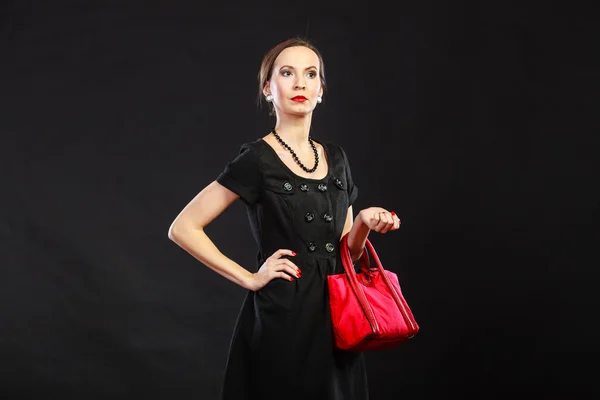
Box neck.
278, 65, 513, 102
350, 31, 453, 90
273, 112, 313, 148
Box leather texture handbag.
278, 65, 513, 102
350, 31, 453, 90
328, 233, 419, 351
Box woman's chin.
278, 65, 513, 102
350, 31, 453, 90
282, 106, 314, 117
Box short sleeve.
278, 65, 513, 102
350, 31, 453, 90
216, 143, 262, 205
338, 145, 359, 206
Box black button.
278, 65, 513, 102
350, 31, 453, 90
323, 213, 333, 222
334, 177, 344, 189
325, 243, 335, 253
317, 183, 328, 192
283, 182, 293, 191
300, 184, 309, 192
308, 242, 317, 252
305, 212, 315, 222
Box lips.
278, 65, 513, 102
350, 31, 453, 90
291, 96, 308, 102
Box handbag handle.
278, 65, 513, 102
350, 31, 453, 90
339, 233, 417, 336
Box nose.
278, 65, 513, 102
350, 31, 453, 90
294, 76, 306, 90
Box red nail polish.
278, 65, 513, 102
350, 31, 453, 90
391, 211, 396, 216
292, 251, 297, 256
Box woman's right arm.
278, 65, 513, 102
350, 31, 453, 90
167, 180, 255, 290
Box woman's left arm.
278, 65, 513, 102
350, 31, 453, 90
341, 206, 401, 263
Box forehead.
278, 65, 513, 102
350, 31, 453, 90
274, 46, 320, 69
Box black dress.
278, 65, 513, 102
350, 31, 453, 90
216, 138, 368, 400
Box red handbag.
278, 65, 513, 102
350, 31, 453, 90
327, 233, 420, 351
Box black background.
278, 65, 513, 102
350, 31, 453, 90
1, 1, 598, 399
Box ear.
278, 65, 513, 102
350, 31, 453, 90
263, 81, 271, 97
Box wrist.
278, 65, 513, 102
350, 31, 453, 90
355, 209, 368, 228
241, 271, 257, 291
355, 209, 364, 224
349, 213, 370, 241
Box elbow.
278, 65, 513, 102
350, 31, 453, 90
167, 222, 180, 242
168, 221, 187, 242
168, 220, 202, 242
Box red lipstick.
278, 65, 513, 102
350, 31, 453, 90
291, 96, 308, 102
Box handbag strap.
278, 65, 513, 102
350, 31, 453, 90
340, 233, 418, 334
340, 234, 380, 334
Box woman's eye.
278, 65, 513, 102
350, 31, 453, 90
281, 70, 292, 77
307, 71, 317, 78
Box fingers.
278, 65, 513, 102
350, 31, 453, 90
382, 211, 401, 233
277, 270, 298, 281
269, 250, 301, 274
392, 212, 401, 230
372, 210, 400, 233
268, 249, 301, 281
276, 259, 301, 279
279, 258, 300, 271
271, 263, 299, 281
271, 248, 297, 258
275, 271, 292, 281
376, 212, 391, 233
370, 211, 388, 231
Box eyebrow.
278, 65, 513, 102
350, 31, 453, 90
279, 65, 318, 70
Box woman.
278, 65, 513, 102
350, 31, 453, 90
168, 37, 400, 400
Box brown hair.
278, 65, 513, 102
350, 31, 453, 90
257, 37, 327, 114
